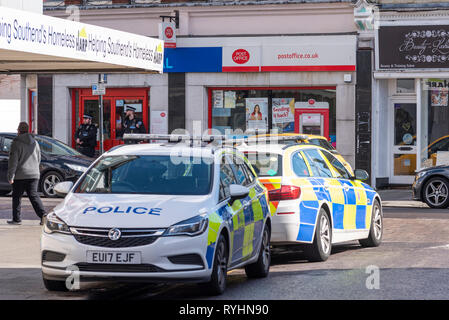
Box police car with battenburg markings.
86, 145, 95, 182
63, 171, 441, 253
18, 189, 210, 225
41, 134, 271, 295
237, 135, 383, 262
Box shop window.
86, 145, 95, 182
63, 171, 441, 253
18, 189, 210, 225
420, 79, 449, 168
396, 79, 415, 94
210, 87, 336, 145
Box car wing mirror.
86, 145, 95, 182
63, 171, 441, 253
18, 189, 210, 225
353, 169, 369, 181
229, 184, 250, 201
54, 181, 74, 197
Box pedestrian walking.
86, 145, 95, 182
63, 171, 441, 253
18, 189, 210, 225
121, 106, 146, 144
7, 122, 46, 225
74, 114, 97, 157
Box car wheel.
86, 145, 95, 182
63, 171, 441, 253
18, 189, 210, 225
41, 171, 63, 198
359, 199, 383, 247
304, 208, 332, 262
245, 224, 271, 278
423, 177, 449, 209
204, 234, 228, 295
42, 278, 68, 292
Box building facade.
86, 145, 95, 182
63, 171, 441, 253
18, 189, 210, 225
41, 0, 363, 170
372, 1, 449, 187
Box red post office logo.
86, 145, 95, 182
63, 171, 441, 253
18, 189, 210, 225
232, 49, 250, 65
308, 99, 316, 105
165, 27, 174, 39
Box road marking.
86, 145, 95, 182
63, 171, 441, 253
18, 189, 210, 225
428, 244, 449, 250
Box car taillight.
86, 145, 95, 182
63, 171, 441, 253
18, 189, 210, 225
268, 185, 301, 201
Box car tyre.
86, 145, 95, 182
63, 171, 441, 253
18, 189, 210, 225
40, 171, 63, 198
422, 177, 449, 209
43, 278, 68, 292
245, 224, 271, 278
359, 199, 383, 247
204, 234, 228, 296
304, 208, 332, 262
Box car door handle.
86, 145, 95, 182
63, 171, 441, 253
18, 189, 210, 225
323, 184, 330, 190
344, 185, 350, 191
398, 146, 413, 151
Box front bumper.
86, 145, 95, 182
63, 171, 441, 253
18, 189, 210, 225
41, 230, 212, 283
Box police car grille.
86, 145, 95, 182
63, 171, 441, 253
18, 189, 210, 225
75, 263, 164, 273
71, 227, 165, 248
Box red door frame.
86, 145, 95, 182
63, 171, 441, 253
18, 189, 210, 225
28, 89, 37, 133
207, 86, 336, 129
71, 87, 149, 151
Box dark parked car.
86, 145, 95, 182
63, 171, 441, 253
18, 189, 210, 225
0, 133, 94, 197
412, 165, 449, 209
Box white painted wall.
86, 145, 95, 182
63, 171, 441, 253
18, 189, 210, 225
0, 99, 20, 132
0, 0, 42, 13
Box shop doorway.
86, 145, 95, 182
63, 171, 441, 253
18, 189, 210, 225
390, 101, 417, 184
72, 88, 149, 152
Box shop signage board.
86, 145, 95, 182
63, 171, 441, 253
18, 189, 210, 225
222, 46, 261, 72
159, 21, 176, 48
378, 25, 449, 70
0, 6, 164, 72
222, 36, 356, 72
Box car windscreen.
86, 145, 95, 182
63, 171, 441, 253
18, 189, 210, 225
75, 155, 212, 195
37, 137, 82, 156
244, 152, 282, 177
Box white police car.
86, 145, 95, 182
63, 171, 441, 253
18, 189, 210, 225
41, 135, 271, 295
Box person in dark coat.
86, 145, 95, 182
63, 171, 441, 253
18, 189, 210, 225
7, 122, 46, 225
75, 114, 97, 157
122, 106, 146, 144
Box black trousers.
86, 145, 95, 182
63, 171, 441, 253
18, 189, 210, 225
12, 179, 46, 222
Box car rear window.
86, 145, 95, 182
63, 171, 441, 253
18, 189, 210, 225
244, 152, 282, 177
75, 155, 212, 195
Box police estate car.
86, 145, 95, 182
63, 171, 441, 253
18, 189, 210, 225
41, 134, 271, 295
238, 136, 383, 262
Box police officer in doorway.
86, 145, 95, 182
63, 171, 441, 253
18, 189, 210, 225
122, 106, 146, 144
75, 114, 97, 157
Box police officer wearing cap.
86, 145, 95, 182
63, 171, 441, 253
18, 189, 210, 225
122, 106, 146, 144
75, 114, 97, 157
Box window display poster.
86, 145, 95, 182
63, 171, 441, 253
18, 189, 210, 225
431, 89, 448, 107
246, 98, 268, 131
150, 111, 168, 135
272, 98, 295, 132
224, 91, 236, 109
213, 90, 224, 108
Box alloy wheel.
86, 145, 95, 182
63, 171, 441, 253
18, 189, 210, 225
425, 179, 449, 207
320, 215, 331, 255
43, 174, 61, 197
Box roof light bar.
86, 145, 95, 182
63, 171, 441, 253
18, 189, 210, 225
122, 134, 308, 144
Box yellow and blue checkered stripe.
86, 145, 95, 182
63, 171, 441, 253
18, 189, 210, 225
205, 183, 270, 269
293, 178, 377, 243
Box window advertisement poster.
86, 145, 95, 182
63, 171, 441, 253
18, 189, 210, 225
246, 98, 268, 131
272, 98, 295, 132
224, 91, 236, 108
431, 88, 448, 107
150, 111, 168, 135
213, 90, 224, 108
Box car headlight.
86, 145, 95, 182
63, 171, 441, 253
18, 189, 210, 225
164, 214, 209, 237
65, 163, 87, 173
43, 212, 71, 235
416, 171, 427, 179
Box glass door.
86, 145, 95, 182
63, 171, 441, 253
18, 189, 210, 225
81, 98, 113, 151
391, 102, 417, 184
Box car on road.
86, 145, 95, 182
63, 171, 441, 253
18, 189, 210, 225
238, 135, 383, 262
0, 133, 93, 197
250, 133, 354, 175
412, 165, 449, 209
41, 134, 272, 295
